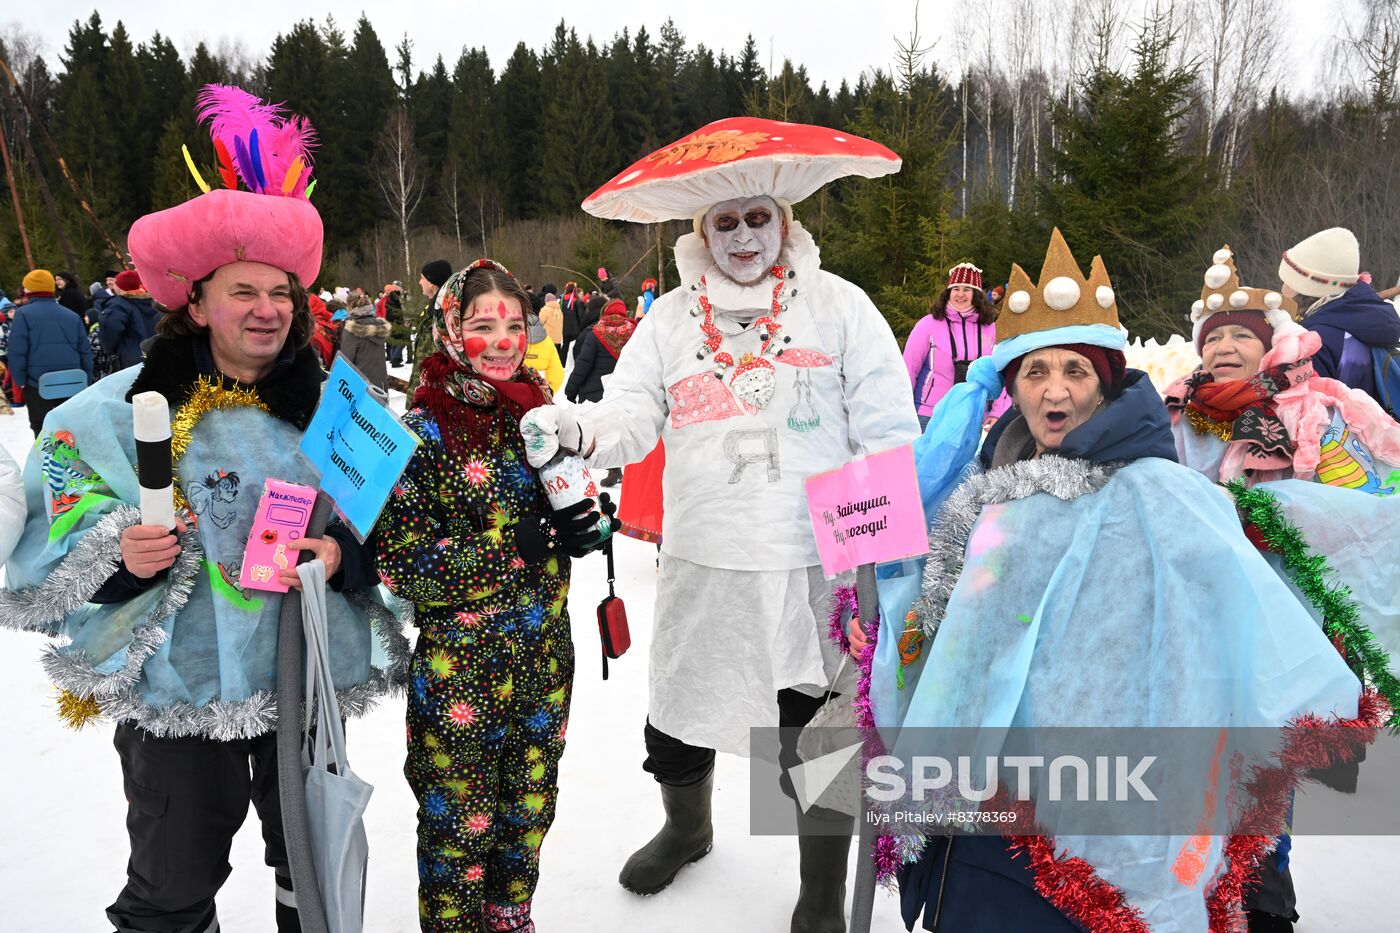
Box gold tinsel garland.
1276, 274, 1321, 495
55, 689, 103, 730
1184, 405, 1234, 443
166, 378, 269, 509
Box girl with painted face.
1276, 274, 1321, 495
903, 263, 1012, 429
375, 260, 609, 933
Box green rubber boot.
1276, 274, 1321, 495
791, 811, 854, 933
619, 770, 714, 895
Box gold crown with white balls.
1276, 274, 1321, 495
999, 228, 1120, 340
1190, 245, 1298, 328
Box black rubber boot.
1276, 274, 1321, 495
791, 810, 853, 933
619, 769, 714, 895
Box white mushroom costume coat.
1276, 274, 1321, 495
572, 118, 920, 753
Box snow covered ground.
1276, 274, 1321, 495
0, 361, 1393, 931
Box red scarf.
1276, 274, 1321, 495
1173, 361, 1300, 469
592, 304, 636, 359
413, 352, 550, 455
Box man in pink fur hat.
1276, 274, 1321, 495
3, 86, 401, 933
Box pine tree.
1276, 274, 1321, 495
494, 42, 543, 216
539, 31, 617, 215
823, 66, 955, 336
409, 55, 452, 226
1040, 14, 1216, 339
337, 16, 398, 242
134, 32, 188, 215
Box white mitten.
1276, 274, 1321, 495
520, 406, 595, 468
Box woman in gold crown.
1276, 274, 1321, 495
1165, 246, 1400, 494
864, 230, 1372, 932
1162, 245, 1400, 932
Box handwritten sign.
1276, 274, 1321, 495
805, 443, 929, 578
299, 356, 420, 541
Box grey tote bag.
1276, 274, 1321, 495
298, 559, 373, 933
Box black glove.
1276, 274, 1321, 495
516, 498, 605, 562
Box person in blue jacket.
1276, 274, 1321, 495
1279, 226, 1400, 410
97, 269, 159, 372
8, 268, 93, 434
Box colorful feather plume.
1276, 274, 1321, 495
213, 138, 239, 190
194, 84, 316, 199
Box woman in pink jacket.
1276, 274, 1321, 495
903, 262, 1011, 429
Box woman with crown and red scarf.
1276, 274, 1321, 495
520, 119, 919, 932
1160, 246, 1400, 932
374, 259, 612, 933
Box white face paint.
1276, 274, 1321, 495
704, 196, 785, 285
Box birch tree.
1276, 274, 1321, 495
376, 106, 424, 287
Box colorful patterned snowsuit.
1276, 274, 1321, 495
376, 406, 573, 932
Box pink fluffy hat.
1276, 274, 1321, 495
128, 85, 323, 310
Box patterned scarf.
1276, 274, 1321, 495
592, 301, 636, 359
1173, 358, 1310, 470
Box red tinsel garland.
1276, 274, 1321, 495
997, 690, 1386, 932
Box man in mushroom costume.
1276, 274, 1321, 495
520, 117, 919, 930
1, 86, 405, 933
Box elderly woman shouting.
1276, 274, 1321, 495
867, 231, 1372, 933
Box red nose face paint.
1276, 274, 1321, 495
463, 336, 488, 357
495, 337, 513, 351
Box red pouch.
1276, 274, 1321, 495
596, 539, 629, 679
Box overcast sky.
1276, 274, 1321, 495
8, 1, 1354, 98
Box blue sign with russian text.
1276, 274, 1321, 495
299, 356, 420, 541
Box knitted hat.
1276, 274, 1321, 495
421, 259, 452, 288
1279, 227, 1360, 299
948, 262, 983, 293
22, 269, 55, 294
114, 270, 143, 292
1002, 342, 1128, 399
1197, 310, 1273, 351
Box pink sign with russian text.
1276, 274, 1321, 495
805, 444, 929, 578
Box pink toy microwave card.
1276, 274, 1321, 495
239, 479, 317, 593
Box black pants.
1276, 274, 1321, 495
107, 722, 299, 933
24, 385, 60, 435
642, 687, 832, 793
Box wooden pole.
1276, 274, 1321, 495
0, 111, 33, 267
0, 73, 78, 275
0, 54, 125, 267
656, 223, 665, 294
848, 562, 879, 933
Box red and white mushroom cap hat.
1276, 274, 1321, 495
582, 116, 901, 223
